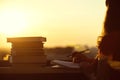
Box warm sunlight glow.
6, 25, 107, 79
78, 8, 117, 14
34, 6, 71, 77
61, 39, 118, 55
0, 0, 106, 47
0, 10, 27, 36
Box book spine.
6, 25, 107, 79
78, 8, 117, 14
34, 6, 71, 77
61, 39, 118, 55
7, 37, 46, 42
12, 55, 47, 64
12, 42, 44, 48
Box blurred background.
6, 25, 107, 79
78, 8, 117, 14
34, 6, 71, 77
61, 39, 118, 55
0, 0, 106, 60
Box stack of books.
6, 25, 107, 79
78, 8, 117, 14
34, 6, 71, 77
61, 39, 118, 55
7, 37, 47, 64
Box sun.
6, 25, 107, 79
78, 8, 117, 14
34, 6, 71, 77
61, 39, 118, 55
0, 10, 27, 37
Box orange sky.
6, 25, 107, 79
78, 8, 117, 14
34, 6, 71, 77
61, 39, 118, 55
0, 0, 106, 47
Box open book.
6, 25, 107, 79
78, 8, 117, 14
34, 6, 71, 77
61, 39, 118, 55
52, 60, 80, 68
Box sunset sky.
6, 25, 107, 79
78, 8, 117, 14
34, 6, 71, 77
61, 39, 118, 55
0, 0, 106, 47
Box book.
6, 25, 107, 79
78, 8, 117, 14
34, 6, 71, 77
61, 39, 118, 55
7, 37, 46, 42
12, 42, 44, 48
11, 50, 44, 55
11, 48, 44, 52
12, 55, 47, 64
52, 60, 80, 68
11, 50, 45, 56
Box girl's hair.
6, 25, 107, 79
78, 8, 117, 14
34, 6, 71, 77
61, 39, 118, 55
98, 32, 120, 61
103, 0, 120, 35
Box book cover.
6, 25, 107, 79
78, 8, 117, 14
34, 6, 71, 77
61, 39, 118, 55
7, 37, 46, 42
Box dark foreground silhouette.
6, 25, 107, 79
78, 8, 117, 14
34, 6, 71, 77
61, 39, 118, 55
0, 73, 89, 80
